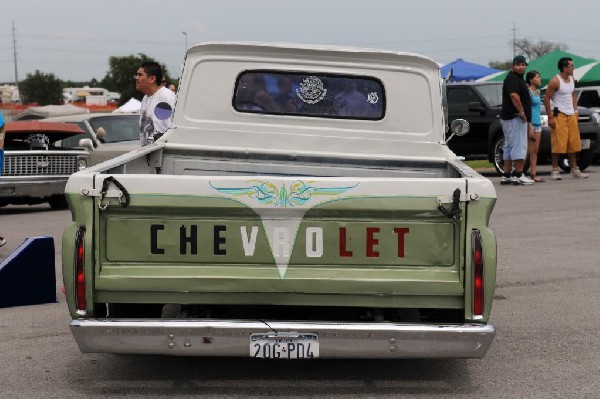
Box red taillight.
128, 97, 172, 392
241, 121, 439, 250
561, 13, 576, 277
471, 230, 484, 318
74, 227, 87, 313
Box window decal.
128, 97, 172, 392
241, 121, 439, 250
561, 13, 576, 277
296, 76, 327, 104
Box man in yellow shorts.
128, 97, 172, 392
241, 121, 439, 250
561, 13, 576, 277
543, 57, 588, 179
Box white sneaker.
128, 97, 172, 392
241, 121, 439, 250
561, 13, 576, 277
512, 174, 534, 185
0, 237, 6, 248
551, 169, 562, 180
571, 168, 589, 179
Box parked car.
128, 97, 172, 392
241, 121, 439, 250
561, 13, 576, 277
0, 121, 89, 209
575, 86, 600, 112
445, 81, 600, 174
44, 113, 139, 165
491, 105, 599, 174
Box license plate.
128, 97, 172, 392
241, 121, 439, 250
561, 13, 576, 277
250, 333, 319, 359
581, 139, 591, 150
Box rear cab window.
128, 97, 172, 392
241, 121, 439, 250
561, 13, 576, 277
233, 71, 385, 120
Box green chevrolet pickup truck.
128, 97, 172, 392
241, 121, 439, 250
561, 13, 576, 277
62, 42, 497, 359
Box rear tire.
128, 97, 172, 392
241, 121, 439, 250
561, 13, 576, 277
492, 136, 530, 175
558, 149, 593, 172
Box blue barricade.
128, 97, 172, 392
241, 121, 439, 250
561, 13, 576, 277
0, 236, 56, 308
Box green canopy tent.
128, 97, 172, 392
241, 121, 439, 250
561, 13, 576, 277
477, 50, 597, 87
574, 61, 600, 87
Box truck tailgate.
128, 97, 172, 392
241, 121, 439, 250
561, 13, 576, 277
85, 173, 473, 307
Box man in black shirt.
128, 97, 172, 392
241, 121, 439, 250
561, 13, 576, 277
500, 55, 534, 185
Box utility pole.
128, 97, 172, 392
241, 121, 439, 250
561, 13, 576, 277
182, 31, 188, 53
12, 20, 19, 87
512, 22, 517, 57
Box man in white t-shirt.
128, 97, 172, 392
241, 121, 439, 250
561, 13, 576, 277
134, 61, 177, 146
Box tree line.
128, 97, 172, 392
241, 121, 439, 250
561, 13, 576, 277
16, 54, 175, 106
488, 38, 568, 70
16, 39, 568, 105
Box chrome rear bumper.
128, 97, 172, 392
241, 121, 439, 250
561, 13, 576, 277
70, 319, 495, 359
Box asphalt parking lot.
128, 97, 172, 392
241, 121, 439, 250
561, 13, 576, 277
0, 164, 599, 398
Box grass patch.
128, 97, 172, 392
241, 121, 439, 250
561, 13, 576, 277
465, 160, 495, 170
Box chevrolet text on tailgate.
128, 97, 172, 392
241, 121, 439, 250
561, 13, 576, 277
62, 42, 497, 359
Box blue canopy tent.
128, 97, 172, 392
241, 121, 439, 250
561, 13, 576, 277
440, 59, 501, 82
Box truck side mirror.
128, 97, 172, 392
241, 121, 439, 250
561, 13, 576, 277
468, 102, 486, 114
78, 138, 95, 151
445, 119, 470, 143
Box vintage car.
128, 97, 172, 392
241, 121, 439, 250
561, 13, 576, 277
63, 42, 497, 359
0, 121, 89, 209
44, 112, 139, 166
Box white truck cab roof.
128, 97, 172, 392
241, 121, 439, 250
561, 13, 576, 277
165, 42, 450, 162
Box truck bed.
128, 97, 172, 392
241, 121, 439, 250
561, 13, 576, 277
100, 144, 476, 179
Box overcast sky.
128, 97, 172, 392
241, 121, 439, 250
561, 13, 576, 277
1, 0, 598, 83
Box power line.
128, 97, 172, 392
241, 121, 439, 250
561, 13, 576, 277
18, 33, 179, 46
352, 33, 512, 46
12, 20, 18, 85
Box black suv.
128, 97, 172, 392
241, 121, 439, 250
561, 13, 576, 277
445, 81, 600, 173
